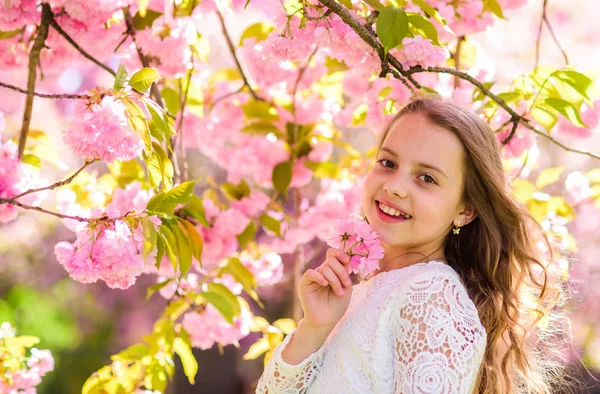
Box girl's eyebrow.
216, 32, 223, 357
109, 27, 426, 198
379, 146, 448, 179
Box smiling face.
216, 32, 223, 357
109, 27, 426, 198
362, 112, 473, 269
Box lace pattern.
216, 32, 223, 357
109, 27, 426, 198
255, 261, 487, 394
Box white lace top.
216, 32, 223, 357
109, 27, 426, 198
256, 260, 487, 394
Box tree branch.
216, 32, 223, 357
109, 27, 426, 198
534, 0, 547, 71
50, 19, 116, 77
452, 36, 465, 89
543, 8, 569, 65
8, 159, 98, 201
216, 10, 262, 102
19, 3, 52, 160
0, 81, 91, 99
316, 0, 599, 161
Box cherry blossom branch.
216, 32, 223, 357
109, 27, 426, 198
317, 0, 600, 161
207, 86, 244, 114
543, 4, 569, 65
216, 10, 262, 102
534, 0, 547, 71
0, 199, 99, 222
9, 159, 98, 201
452, 36, 465, 89
50, 19, 116, 77
0, 81, 91, 99
18, 3, 52, 160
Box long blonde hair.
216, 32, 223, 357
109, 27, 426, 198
375, 97, 575, 393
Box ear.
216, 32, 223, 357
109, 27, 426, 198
455, 203, 477, 227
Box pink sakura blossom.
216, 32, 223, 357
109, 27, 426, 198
0, 0, 38, 31
0, 323, 54, 393
327, 215, 384, 277
126, 18, 196, 78
564, 171, 592, 205
64, 93, 144, 163
497, 0, 527, 10
496, 124, 536, 158
182, 304, 253, 350
231, 190, 270, 217
51, 0, 126, 27
240, 251, 284, 287
0, 139, 48, 224
106, 181, 153, 214
54, 216, 159, 289
396, 36, 447, 69
555, 100, 600, 140
262, 27, 317, 63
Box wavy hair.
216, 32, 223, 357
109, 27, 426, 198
372, 97, 576, 393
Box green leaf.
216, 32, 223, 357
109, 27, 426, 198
483, 0, 505, 18
183, 195, 209, 227
0, 29, 23, 40
552, 70, 595, 102
129, 68, 160, 95
242, 100, 279, 121
543, 98, 587, 127
376, 6, 409, 52
531, 106, 558, 131
158, 224, 178, 270
272, 160, 293, 195
200, 284, 241, 325
108, 159, 145, 187
146, 181, 196, 214
239, 22, 276, 46
174, 0, 200, 16
181, 220, 203, 265
236, 221, 257, 248
122, 97, 152, 153
174, 222, 193, 275
161, 87, 181, 115
304, 160, 340, 179
411, 0, 446, 26
535, 166, 564, 190
142, 217, 158, 258
259, 213, 281, 237
145, 143, 174, 191
111, 343, 150, 361
221, 179, 251, 200
173, 337, 198, 384
363, 0, 384, 10
155, 234, 165, 268
21, 153, 41, 167
242, 121, 280, 136
146, 278, 174, 300
407, 14, 440, 46
222, 257, 257, 291
133, 9, 163, 31
113, 63, 130, 92
243, 337, 270, 360
472, 81, 495, 102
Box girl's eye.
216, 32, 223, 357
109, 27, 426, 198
377, 159, 395, 169
419, 174, 437, 185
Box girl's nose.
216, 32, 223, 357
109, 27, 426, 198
383, 175, 409, 199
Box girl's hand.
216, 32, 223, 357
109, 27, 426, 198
298, 248, 353, 330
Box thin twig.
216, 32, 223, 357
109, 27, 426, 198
543, 10, 569, 64
502, 118, 519, 145
19, 3, 52, 160
534, 0, 547, 71
177, 62, 194, 183
0, 81, 91, 99
8, 159, 98, 201
316, 0, 600, 161
216, 10, 262, 101
50, 19, 116, 77
0, 199, 105, 223
208, 86, 244, 115
453, 36, 465, 89
292, 47, 319, 123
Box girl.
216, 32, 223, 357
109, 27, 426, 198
256, 97, 570, 393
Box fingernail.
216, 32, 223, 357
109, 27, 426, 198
338, 289, 344, 295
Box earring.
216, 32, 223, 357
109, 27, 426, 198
452, 219, 461, 235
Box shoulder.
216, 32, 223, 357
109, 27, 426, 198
384, 261, 486, 336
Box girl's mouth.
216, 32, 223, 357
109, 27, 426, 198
375, 201, 412, 223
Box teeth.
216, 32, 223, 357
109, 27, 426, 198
378, 202, 411, 219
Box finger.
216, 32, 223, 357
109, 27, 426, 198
304, 269, 328, 287
321, 266, 344, 295
326, 248, 350, 265
325, 257, 351, 287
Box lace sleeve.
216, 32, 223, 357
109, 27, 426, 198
387, 270, 487, 394
255, 328, 325, 393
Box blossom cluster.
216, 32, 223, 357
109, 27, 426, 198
54, 182, 156, 289
327, 216, 385, 278
0, 322, 54, 394
0, 139, 47, 224
63, 92, 144, 163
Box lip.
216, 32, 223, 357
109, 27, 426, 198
375, 200, 411, 223
376, 199, 411, 217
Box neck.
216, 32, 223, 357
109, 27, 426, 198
376, 243, 446, 273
